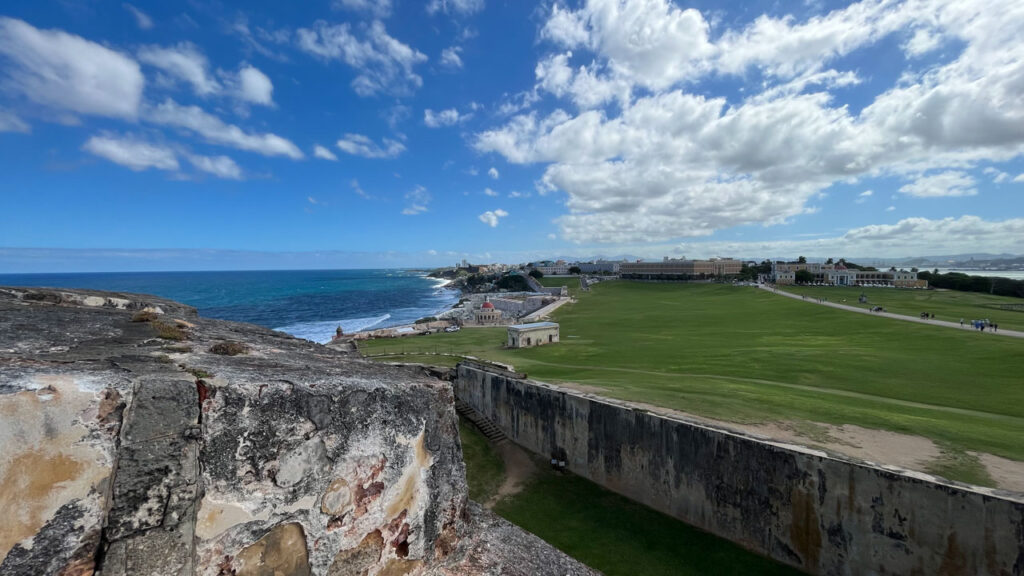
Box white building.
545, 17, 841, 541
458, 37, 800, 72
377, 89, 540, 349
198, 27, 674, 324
507, 322, 560, 348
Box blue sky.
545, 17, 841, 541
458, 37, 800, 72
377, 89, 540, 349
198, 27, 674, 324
1, 0, 1023, 272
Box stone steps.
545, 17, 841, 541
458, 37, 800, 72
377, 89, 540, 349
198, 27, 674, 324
455, 399, 507, 445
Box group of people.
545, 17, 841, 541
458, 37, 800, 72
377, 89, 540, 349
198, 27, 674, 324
961, 318, 998, 332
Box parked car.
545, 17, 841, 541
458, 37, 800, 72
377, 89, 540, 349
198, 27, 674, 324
445, 325, 460, 333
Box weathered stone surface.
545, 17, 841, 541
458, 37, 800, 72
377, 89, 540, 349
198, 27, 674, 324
0, 287, 598, 576
457, 361, 1024, 576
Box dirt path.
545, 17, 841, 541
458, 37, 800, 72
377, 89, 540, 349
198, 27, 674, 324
485, 442, 538, 508
760, 284, 1024, 338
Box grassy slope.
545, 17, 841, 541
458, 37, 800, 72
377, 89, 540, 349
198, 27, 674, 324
782, 284, 1024, 331
458, 421, 504, 502
363, 282, 1024, 469
458, 422, 801, 576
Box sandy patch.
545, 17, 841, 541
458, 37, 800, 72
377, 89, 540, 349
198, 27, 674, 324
486, 443, 537, 508
973, 453, 1024, 493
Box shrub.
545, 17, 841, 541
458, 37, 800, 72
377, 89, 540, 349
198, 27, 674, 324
152, 321, 187, 341
132, 310, 158, 322
209, 341, 249, 356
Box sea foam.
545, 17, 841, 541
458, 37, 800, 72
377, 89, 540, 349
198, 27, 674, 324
275, 313, 391, 344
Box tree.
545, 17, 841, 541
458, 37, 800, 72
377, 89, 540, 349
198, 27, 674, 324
825, 257, 833, 264
569, 265, 582, 275
529, 269, 544, 279
795, 270, 814, 284
797, 256, 807, 263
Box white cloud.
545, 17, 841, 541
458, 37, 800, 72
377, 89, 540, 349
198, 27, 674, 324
427, 0, 485, 16
886, 205, 896, 211
336, 133, 405, 158
478, 208, 509, 227
0, 108, 29, 133
83, 133, 179, 171
313, 145, 338, 161
547, 233, 557, 240
856, 189, 873, 203
235, 65, 274, 105
1015, 174, 1024, 183
983, 167, 1010, 184
509, 190, 530, 198
187, 154, 243, 180
899, 171, 977, 198
296, 20, 427, 96
424, 108, 463, 127
147, 99, 303, 159
441, 46, 463, 69
334, 0, 393, 18
0, 17, 144, 119
123, 3, 153, 30
402, 185, 430, 214
674, 216, 1024, 258
484, 187, 499, 197
488, 166, 499, 179
351, 179, 371, 198
138, 42, 220, 96
474, 0, 1024, 244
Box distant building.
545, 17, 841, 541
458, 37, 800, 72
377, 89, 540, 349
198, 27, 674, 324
576, 260, 623, 274
770, 261, 927, 287
619, 258, 742, 279
535, 263, 570, 275
507, 322, 560, 348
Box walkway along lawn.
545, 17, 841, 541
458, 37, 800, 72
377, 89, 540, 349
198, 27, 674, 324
361, 282, 1024, 483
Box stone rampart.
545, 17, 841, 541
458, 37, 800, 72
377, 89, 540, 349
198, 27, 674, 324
455, 361, 1024, 575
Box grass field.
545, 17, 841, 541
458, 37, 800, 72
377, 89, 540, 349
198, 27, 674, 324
783, 284, 1024, 331
459, 422, 801, 576
362, 281, 1024, 483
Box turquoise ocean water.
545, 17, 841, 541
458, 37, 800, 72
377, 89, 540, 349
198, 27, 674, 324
0, 269, 459, 344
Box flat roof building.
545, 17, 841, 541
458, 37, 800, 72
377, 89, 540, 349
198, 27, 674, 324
507, 322, 560, 348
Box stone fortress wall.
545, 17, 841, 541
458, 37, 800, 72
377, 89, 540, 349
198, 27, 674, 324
455, 361, 1024, 576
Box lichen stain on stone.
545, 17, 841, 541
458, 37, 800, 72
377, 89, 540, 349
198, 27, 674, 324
0, 375, 111, 563
234, 522, 311, 576
386, 430, 433, 519
789, 487, 822, 571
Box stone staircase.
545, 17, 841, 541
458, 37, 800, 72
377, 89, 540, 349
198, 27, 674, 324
455, 398, 507, 445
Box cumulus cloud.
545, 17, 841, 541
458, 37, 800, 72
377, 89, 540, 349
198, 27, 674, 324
0, 17, 144, 120
424, 108, 462, 127
187, 154, 243, 180
147, 99, 303, 159
402, 185, 430, 214
488, 167, 499, 179
235, 65, 274, 105
441, 46, 463, 69
478, 209, 509, 227
336, 133, 405, 158
82, 133, 179, 171
334, 0, 393, 18
484, 187, 499, 197
1015, 174, 1024, 183
856, 189, 873, 203
138, 43, 274, 106
674, 216, 1024, 258
474, 0, 1024, 244
123, 3, 153, 30
427, 0, 485, 16
351, 179, 372, 199
314, 145, 338, 161
296, 20, 427, 96
899, 172, 977, 198
0, 108, 29, 133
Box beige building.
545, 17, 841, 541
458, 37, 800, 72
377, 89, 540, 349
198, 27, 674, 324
507, 322, 559, 348
474, 300, 503, 325
620, 258, 742, 278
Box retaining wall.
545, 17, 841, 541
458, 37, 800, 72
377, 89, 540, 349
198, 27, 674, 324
455, 362, 1024, 575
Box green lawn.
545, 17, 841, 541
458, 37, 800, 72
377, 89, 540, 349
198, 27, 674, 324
363, 282, 1024, 482
537, 275, 582, 298
782, 284, 1024, 331
459, 422, 802, 576
459, 421, 504, 502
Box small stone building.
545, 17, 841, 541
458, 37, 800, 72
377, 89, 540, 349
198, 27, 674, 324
507, 322, 559, 348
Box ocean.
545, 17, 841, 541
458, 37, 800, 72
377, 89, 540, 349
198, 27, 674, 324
0, 269, 460, 344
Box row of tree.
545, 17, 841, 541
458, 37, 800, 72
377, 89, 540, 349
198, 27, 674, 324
917, 271, 1024, 298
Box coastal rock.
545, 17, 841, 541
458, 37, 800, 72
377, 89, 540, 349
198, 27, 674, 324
0, 286, 598, 576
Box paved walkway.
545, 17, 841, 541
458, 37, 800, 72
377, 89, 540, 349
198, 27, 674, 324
759, 284, 1024, 339
522, 297, 571, 322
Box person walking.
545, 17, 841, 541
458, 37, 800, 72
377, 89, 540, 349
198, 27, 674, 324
960, 318, 964, 327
